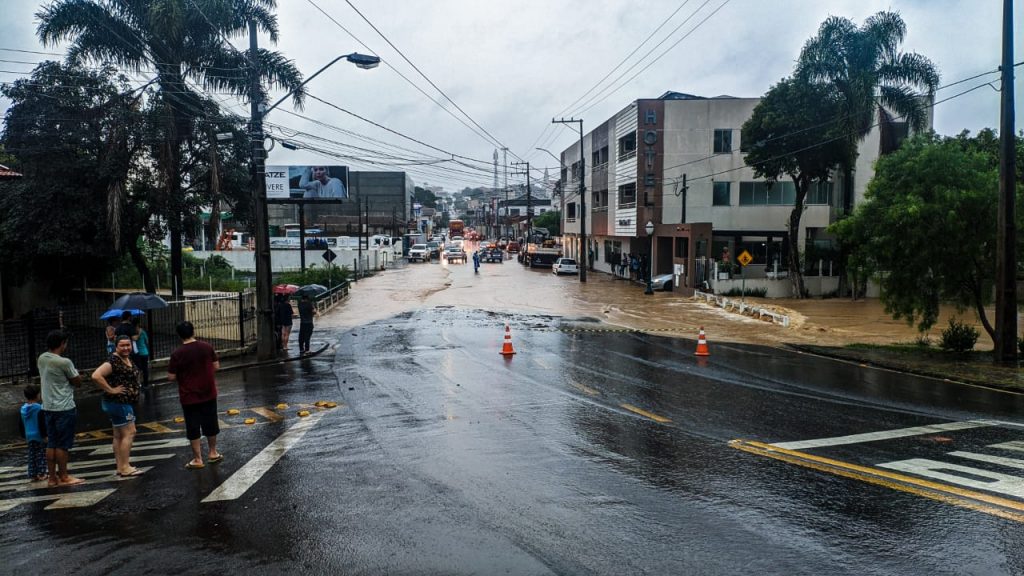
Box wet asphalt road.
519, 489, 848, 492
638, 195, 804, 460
4, 268, 1024, 573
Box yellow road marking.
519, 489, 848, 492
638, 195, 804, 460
2, 402, 345, 452
250, 407, 285, 423
572, 382, 600, 397
137, 422, 176, 434
620, 403, 672, 423
731, 439, 1024, 522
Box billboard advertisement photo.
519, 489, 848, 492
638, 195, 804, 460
265, 165, 349, 201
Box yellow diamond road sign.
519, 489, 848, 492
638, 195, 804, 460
737, 250, 753, 267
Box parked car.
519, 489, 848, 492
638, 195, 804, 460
651, 273, 674, 291
444, 246, 467, 263
408, 244, 430, 262
506, 241, 521, 253
552, 258, 579, 275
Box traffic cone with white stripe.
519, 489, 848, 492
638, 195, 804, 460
499, 323, 516, 356
694, 326, 710, 357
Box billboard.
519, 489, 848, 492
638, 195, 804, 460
265, 165, 349, 201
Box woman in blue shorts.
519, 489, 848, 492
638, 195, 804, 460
92, 335, 142, 477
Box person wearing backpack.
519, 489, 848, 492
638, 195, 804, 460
20, 384, 47, 482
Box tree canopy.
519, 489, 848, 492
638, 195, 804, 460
830, 131, 1016, 342
742, 76, 855, 296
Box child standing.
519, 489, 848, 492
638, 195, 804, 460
20, 384, 47, 482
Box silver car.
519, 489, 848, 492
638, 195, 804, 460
651, 273, 674, 291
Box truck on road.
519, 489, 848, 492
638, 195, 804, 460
519, 230, 561, 268
448, 219, 465, 239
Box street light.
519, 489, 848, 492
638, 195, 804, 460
249, 40, 381, 360
644, 220, 655, 295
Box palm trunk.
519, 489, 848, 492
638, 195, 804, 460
128, 240, 156, 293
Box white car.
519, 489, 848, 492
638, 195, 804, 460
408, 244, 430, 262
552, 258, 579, 275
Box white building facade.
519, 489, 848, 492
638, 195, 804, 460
559, 91, 916, 295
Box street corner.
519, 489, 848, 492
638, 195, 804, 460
731, 419, 1024, 522
0, 400, 345, 513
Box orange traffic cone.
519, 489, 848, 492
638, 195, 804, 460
694, 326, 710, 357
499, 323, 516, 356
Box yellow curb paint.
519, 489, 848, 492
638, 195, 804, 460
244, 418, 256, 425
730, 439, 1024, 522
314, 401, 327, 407
138, 422, 176, 434
276, 403, 289, 410
620, 403, 672, 423
324, 402, 338, 409
250, 407, 284, 423
173, 417, 185, 423
572, 382, 601, 397
297, 410, 310, 417
226, 409, 241, 416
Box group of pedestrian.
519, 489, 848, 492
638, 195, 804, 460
19, 320, 223, 483
104, 311, 150, 389
275, 293, 318, 355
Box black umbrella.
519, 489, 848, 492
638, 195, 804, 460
295, 284, 329, 298
109, 292, 169, 312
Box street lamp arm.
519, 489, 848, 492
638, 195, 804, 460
263, 53, 380, 117
536, 148, 561, 166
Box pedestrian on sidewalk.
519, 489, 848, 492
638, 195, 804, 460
19, 384, 47, 482
619, 252, 628, 278
167, 321, 223, 470
91, 335, 142, 477
132, 317, 151, 389
38, 330, 85, 487
274, 294, 294, 352
297, 294, 318, 355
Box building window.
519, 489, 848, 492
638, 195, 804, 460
618, 182, 637, 206
739, 181, 796, 205
618, 132, 637, 160
591, 146, 609, 167
807, 181, 833, 205
570, 161, 580, 181
567, 202, 577, 219
712, 181, 730, 206
713, 129, 732, 154
510, 208, 520, 216
604, 240, 622, 263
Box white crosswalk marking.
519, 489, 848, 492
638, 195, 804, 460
70, 438, 189, 455
0, 453, 174, 481
202, 412, 325, 503
772, 421, 992, 450
0, 489, 117, 512
1, 467, 154, 493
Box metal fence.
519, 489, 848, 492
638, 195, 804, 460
0, 292, 256, 381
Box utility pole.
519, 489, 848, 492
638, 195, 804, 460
249, 21, 276, 360
995, 0, 1017, 364
502, 147, 509, 238
512, 161, 533, 234
678, 174, 688, 224
553, 118, 586, 282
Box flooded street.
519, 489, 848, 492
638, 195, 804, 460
4, 252, 1024, 574
325, 245, 990, 349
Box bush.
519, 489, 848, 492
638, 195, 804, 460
939, 318, 978, 354
721, 287, 768, 298
276, 264, 351, 288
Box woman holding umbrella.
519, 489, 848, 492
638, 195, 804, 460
91, 335, 142, 476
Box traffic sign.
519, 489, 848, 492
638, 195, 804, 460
737, 250, 753, 267
322, 249, 337, 263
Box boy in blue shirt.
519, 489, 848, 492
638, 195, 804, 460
20, 384, 47, 482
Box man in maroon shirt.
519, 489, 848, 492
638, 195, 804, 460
167, 321, 223, 469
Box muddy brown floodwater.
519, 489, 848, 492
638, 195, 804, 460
321, 247, 1001, 350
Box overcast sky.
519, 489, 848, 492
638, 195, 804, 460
0, 1, 1018, 192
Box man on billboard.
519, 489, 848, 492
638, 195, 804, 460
298, 166, 347, 199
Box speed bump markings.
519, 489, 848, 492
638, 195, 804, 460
1, 402, 346, 451
732, 419, 1024, 523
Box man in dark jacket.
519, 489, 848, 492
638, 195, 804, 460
273, 295, 294, 352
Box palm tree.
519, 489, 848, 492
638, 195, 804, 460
798, 11, 939, 145
37, 0, 305, 298
796, 10, 939, 296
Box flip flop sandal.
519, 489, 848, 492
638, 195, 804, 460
117, 468, 144, 477
185, 462, 205, 470
208, 454, 224, 463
